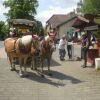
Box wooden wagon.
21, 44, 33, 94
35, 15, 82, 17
9, 19, 36, 37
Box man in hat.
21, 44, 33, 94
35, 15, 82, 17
81, 31, 90, 68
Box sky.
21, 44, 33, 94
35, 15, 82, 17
0, 0, 80, 26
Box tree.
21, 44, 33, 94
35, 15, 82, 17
78, 0, 100, 14
0, 21, 9, 39
76, 0, 83, 15
33, 20, 44, 36
76, 0, 100, 38
3, 0, 38, 20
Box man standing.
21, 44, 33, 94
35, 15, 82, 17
58, 35, 66, 61
81, 32, 90, 68
67, 36, 72, 59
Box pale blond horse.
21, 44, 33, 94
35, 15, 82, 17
4, 35, 33, 77
36, 35, 56, 77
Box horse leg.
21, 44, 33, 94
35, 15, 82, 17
8, 56, 16, 71
31, 56, 34, 70
23, 57, 28, 77
12, 57, 16, 70
19, 58, 23, 77
40, 59, 45, 78
31, 56, 37, 70
47, 57, 52, 76
34, 58, 37, 70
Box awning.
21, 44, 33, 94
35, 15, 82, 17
72, 16, 90, 28
75, 29, 80, 32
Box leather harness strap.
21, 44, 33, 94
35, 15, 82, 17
18, 38, 31, 54
12, 38, 18, 53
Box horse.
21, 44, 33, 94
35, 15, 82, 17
4, 35, 39, 77
30, 35, 41, 70
36, 35, 56, 76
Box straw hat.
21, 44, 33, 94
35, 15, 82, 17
81, 32, 86, 36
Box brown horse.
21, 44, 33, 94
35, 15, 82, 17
4, 35, 37, 77
37, 35, 56, 76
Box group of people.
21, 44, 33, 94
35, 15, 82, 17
58, 34, 73, 61
58, 31, 97, 68
81, 31, 97, 68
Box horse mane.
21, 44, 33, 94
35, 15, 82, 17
21, 35, 32, 46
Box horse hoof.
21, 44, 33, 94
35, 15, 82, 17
34, 68, 37, 70
19, 74, 24, 78
48, 73, 52, 76
41, 74, 45, 78
10, 68, 16, 71
31, 67, 33, 70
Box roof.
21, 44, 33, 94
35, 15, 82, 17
46, 14, 68, 28
72, 14, 100, 28
57, 15, 77, 27
72, 16, 90, 28
9, 19, 36, 27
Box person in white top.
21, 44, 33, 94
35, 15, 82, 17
58, 35, 67, 61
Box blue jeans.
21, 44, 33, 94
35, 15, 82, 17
59, 49, 66, 59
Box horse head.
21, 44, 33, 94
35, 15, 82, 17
31, 36, 41, 55
44, 35, 56, 51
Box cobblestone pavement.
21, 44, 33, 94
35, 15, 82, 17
0, 42, 100, 100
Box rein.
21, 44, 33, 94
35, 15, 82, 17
11, 38, 18, 53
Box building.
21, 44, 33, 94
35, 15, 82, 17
45, 12, 77, 39
56, 12, 77, 39
46, 14, 68, 39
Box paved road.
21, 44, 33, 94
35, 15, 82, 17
0, 41, 4, 48
0, 42, 100, 100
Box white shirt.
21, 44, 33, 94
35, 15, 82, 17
58, 39, 66, 50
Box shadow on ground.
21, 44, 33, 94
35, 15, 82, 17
26, 58, 61, 67
44, 70, 82, 84
50, 59, 61, 67
22, 70, 82, 87
1, 58, 82, 87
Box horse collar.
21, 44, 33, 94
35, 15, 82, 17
19, 38, 31, 54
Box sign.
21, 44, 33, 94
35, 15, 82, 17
84, 25, 98, 31
18, 29, 29, 33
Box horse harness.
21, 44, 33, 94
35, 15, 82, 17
12, 38, 31, 54
40, 39, 53, 57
